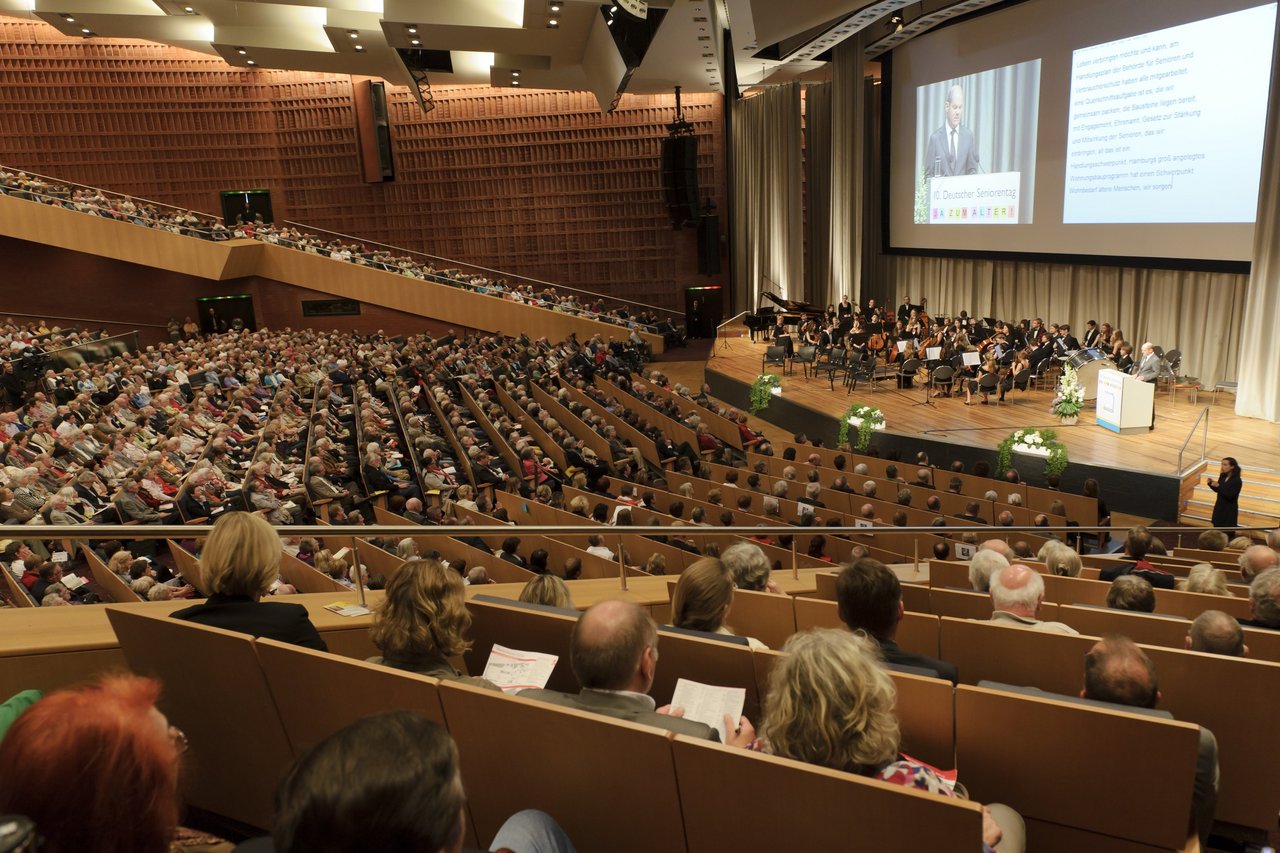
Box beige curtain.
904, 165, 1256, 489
804, 82, 832, 307
730, 82, 803, 312
820, 39, 866, 309
883, 255, 1247, 388
1236, 14, 1280, 423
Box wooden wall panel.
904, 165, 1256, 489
0, 18, 726, 313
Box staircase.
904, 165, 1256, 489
1180, 464, 1280, 533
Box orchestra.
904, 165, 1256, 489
749, 291, 1135, 401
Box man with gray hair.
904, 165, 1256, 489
1186, 610, 1247, 657
987, 564, 1078, 633
1238, 544, 1279, 582
1244, 567, 1280, 629
968, 548, 1009, 592
862, 480, 877, 498
721, 541, 780, 594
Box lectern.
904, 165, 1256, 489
1096, 369, 1154, 434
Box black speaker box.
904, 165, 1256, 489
661, 135, 701, 228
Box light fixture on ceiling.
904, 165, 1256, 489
348, 30, 359, 39
184, 5, 194, 12
511, 70, 520, 77
549, 2, 561, 10
406, 25, 417, 34
246, 59, 256, 65
354, 44, 365, 51
890, 14, 904, 33
80, 27, 90, 33
548, 18, 558, 27
410, 38, 420, 45
512, 80, 520, 86
62, 14, 74, 22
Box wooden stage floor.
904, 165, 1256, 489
699, 332, 1280, 477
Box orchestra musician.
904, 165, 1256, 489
1082, 320, 1101, 349
838, 295, 853, 318
897, 296, 914, 324
964, 355, 999, 405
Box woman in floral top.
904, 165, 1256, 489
759, 629, 1024, 852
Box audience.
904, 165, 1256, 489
518, 574, 575, 610
171, 512, 326, 650
1186, 610, 1247, 657
759, 629, 1023, 851
669, 558, 767, 649
1106, 575, 1156, 613
987, 564, 1078, 634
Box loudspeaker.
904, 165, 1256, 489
661, 135, 700, 228
354, 80, 394, 182
697, 213, 720, 275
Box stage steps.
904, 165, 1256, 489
1179, 464, 1280, 533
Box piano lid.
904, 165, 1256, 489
760, 291, 822, 315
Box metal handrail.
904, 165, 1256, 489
281, 219, 684, 321
1, 330, 140, 365
0, 164, 222, 220
1, 310, 165, 330
1177, 405, 1211, 474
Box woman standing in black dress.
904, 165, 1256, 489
1208, 456, 1242, 534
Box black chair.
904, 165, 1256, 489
846, 352, 878, 395
929, 365, 955, 398
762, 345, 787, 377
792, 345, 818, 379
896, 357, 922, 389
977, 372, 1000, 405
815, 348, 850, 390
1008, 368, 1032, 399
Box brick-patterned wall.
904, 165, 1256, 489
0, 17, 725, 313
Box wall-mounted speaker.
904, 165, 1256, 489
661, 134, 700, 228
354, 79, 394, 182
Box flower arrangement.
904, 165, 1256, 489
997, 427, 1069, 478
1051, 366, 1085, 421
748, 373, 783, 414
838, 402, 886, 451
914, 168, 931, 224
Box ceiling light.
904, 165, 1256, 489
512, 81, 520, 86
406, 25, 417, 34
607, 18, 613, 25
80, 27, 90, 33
550, 2, 561, 10
354, 44, 364, 51
348, 30, 359, 39
246, 59, 256, 65
410, 38, 420, 45
184, 5, 194, 12
237, 47, 247, 54
548, 18, 558, 27
62, 15, 74, 22
512, 70, 520, 76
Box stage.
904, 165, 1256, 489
699, 329, 1280, 522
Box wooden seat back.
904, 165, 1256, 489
725, 587, 796, 649
254, 637, 447, 757
671, 735, 981, 852
104, 607, 293, 829
165, 539, 207, 595
440, 681, 688, 853
956, 684, 1198, 850
278, 550, 348, 594
80, 546, 142, 602
0, 562, 34, 606
464, 597, 578, 693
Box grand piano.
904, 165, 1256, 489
746, 292, 822, 342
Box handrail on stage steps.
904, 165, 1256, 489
1177, 405, 1210, 474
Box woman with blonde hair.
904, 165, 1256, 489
761, 629, 1023, 851
670, 557, 767, 649
172, 511, 326, 650
1179, 563, 1234, 597
395, 537, 419, 562
518, 574, 574, 610
368, 559, 497, 688
1038, 541, 1082, 577
314, 549, 354, 588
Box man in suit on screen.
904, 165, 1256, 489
925, 85, 982, 176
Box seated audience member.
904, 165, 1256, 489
1039, 541, 1082, 577
521, 600, 753, 743
1186, 610, 1247, 657
1237, 544, 1279, 582
968, 549, 1010, 592
720, 541, 781, 594
670, 558, 767, 649
1178, 564, 1234, 597
519, 574, 575, 610
1099, 527, 1174, 589
272, 711, 575, 853
367, 559, 498, 688
1195, 529, 1229, 552
1227, 536, 1254, 551
837, 558, 958, 684
0, 675, 226, 853
760, 630, 1023, 852
1081, 636, 1219, 844
987, 564, 1078, 634
172, 511, 326, 650
1106, 575, 1156, 613
1244, 568, 1280, 629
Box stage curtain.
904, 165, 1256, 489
1236, 14, 1280, 423
820, 39, 867, 310
882, 255, 1247, 389
730, 81, 803, 313
804, 82, 832, 307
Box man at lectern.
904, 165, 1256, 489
924, 85, 982, 177
1133, 342, 1161, 383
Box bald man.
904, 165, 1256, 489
1237, 544, 1279, 582
987, 564, 1078, 634
521, 600, 753, 744
1186, 610, 1247, 657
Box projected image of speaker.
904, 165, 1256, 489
662, 135, 701, 228
220, 189, 274, 226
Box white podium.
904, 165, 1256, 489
1095, 369, 1154, 434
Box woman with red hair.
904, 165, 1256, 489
0, 675, 187, 853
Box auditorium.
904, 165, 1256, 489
0, 0, 1277, 851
